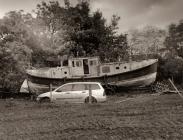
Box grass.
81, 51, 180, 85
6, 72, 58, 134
0, 93, 183, 140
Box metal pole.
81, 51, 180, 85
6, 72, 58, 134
89, 84, 92, 104
50, 83, 52, 101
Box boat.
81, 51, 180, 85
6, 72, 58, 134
24, 56, 158, 94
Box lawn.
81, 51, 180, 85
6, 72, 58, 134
0, 93, 183, 140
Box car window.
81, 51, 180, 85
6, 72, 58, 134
72, 84, 87, 91
56, 84, 73, 92
90, 84, 101, 90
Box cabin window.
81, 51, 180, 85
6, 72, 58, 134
63, 60, 68, 66
124, 66, 127, 69
102, 66, 110, 73
116, 66, 120, 70
76, 61, 82, 67
72, 61, 75, 67
90, 60, 97, 66
64, 71, 67, 74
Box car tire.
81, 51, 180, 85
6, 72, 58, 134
40, 97, 51, 103
85, 96, 97, 103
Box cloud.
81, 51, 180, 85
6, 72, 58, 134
0, 0, 182, 32
0, 0, 67, 18
91, 0, 183, 32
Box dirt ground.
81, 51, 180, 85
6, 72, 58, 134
0, 92, 183, 140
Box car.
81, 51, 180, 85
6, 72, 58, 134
36, 82, 106, 103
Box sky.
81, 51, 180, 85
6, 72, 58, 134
0, 0, 183, 32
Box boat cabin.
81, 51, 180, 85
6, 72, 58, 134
27, 55, 158, 80
67, 57, 100, 77
44, 56, 133, 78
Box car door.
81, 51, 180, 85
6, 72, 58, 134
89, 84, 102, 97
54, 84, 73, 102
70, 84, 88, 103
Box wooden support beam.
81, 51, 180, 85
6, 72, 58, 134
168, 78, 183, 99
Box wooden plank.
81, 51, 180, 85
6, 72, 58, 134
168, 78, 183, 99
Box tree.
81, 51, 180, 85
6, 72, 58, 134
128, 26, 166, 58
157, 56, 183, 83
165, 20, 183, 58
36, 1, 66, 53
97, 15, 128, 61
0, 11, 32, 92
36, 0, 128, 61
157, 20, 183, 83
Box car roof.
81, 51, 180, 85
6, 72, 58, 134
63, 82, 101, 85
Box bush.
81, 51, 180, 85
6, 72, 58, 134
157, 55, 183, 84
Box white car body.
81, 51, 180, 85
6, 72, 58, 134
37, 82, 106, 103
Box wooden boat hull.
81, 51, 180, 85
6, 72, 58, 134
26, 60, 158, 94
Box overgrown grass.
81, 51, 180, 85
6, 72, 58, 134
0, 94, 183, 139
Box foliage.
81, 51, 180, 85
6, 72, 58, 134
2, 0, 183, 92
157, 55, 183, 83
157, 19, 183, 83
36, 0, 128, 61
127, 24, 183, 83
0, 11, 32, 92
164, 20, 183, 58
128, 26, 166, 57
0, 1, 129, 92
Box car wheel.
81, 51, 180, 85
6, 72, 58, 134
85, 96, 97, 103
40, 97, 50, 103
